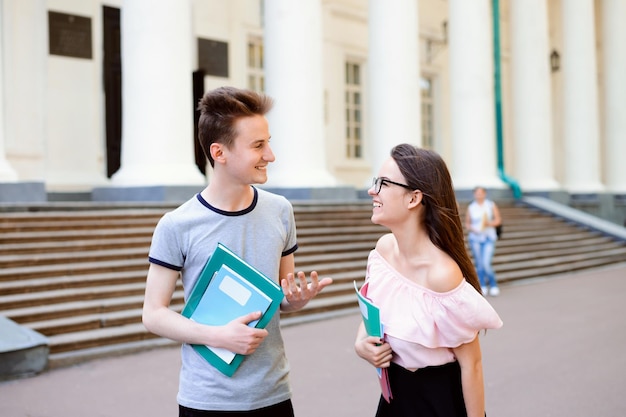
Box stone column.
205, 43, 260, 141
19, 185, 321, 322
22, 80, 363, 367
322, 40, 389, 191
368, 0, 421, 175
448, 0, 500, 189
263, 0, 335, 187
561, 0, 603, 192
1, 0, 47, 183
112, 0, 204, 185
602, 0, 626, 193
509, 0, 558, 191
0, 0, 18, 181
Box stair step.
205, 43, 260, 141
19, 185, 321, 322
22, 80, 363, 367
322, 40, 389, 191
0, 227, 156, 244
0, 247, 149, 269
3, 291, 184, 323
493, 242, 626, 265
494, 233, 610, 249
47, 323, 156, 354
494, 247, 626, 275
0, 236, 152, 255
295, 241, 377, 255
1, 201, 625, 368
0, 258, 148, 281
0, 270, 147, 295
28, 304, 181, 336
497, 255, 626, 281
0, 282, 149, 310
297, 232, 385, 245
296, 227, 386, 238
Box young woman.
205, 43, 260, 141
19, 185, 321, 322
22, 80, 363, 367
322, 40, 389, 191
354, 144, 502, 417
465, 187, 502, 296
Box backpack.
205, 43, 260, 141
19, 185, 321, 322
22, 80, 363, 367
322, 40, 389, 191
489, 200, 502, 239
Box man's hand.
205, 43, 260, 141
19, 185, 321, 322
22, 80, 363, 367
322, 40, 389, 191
215, 311, 269, 355
280, 271, 333, 312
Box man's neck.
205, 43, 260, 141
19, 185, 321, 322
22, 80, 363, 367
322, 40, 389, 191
201, 182, 254, 212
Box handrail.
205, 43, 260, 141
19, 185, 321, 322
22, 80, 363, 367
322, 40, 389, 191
492, 0, 522, 199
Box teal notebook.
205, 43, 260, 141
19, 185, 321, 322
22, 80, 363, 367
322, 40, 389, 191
354, 280, 393, 403
181, 243, 284, 377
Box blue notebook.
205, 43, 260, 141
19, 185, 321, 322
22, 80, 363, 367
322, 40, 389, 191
182, 243, 284, 376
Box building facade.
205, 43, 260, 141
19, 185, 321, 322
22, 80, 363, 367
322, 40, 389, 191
1, 0, 625, 221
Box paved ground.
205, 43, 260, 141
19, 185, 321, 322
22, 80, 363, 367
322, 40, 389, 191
1, 263, 625, 417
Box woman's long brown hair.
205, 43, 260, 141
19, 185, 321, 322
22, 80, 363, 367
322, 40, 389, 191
391, 144, 481, 293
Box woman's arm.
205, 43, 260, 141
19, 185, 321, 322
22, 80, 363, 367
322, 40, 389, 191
453, 335, 486, 417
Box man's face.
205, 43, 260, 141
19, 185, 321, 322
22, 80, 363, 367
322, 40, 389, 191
223, 115, 275, 185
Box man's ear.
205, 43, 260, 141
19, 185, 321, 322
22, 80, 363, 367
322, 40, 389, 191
210, 143, 225, 164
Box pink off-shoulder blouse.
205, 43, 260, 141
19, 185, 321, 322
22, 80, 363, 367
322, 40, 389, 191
362, 250, 503, 371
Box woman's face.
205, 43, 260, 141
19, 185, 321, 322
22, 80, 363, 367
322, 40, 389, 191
473, 187, 487, 203
368, 157, 412, 227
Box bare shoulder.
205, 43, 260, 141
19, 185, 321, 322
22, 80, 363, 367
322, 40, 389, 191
427, 253, 464, 293
374, 233, 395, 255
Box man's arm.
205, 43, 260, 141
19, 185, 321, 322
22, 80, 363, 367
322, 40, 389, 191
142, 263, 268, 355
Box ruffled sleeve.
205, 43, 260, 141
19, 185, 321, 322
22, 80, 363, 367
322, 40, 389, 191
364, 250, 503, 349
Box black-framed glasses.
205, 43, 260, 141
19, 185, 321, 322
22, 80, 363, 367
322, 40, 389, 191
372, 177, 413, 194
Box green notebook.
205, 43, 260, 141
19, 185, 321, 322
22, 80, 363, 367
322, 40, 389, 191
182, 243, 284, 376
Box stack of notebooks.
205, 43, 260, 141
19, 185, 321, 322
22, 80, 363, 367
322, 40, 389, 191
354, 281, 393, 403
181, 243, 284, 377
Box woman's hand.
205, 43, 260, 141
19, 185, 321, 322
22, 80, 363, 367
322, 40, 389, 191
355, 324, 393, 368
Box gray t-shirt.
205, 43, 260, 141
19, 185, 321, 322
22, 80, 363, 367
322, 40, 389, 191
148, 186, 298, 411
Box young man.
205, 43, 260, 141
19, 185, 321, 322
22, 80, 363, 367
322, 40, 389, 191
142, 86, 333, 416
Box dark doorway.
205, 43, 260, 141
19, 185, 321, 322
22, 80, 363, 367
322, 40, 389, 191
193, 70, 206, 175
103, 6, 122, 178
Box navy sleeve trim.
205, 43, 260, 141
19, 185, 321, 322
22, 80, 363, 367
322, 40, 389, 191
148, 256, 183, 272
282, 243, 298, 257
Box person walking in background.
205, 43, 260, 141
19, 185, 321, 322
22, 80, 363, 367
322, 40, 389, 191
465, 187, 502, 296
354, 144, 502, 417
142, 86, 332, 417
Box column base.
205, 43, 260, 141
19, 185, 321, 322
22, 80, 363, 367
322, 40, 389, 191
92, 185, 204, 202
0, 182, 46, 203
260, 186, 358, 201
0, 317, 49, 381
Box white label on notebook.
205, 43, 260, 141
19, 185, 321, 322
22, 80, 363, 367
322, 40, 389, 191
219, 274, 252, 306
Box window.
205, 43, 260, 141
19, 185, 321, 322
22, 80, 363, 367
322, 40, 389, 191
247, 37, 264, 92
421, 77, 434, 149
345, 62, 363, 159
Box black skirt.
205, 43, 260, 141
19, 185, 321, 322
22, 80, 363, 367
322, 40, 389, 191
375, 361, 467, 417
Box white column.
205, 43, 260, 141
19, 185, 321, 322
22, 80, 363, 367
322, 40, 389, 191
449, 0, 500, 189
368, 0, 421, 174
263, 0, 335, 187
561, 0, 603, 192
112, 0, 204, 185
1, 0, 46, 183
0, 0, 18, 181
509, 0, 558, 191
602, 0, 626, 193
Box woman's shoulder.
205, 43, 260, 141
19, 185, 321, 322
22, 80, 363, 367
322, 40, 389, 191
374, 233, 395, 253
427, 252, 464, 293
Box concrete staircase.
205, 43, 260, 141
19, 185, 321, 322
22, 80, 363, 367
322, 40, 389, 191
1, 200, 625, 369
